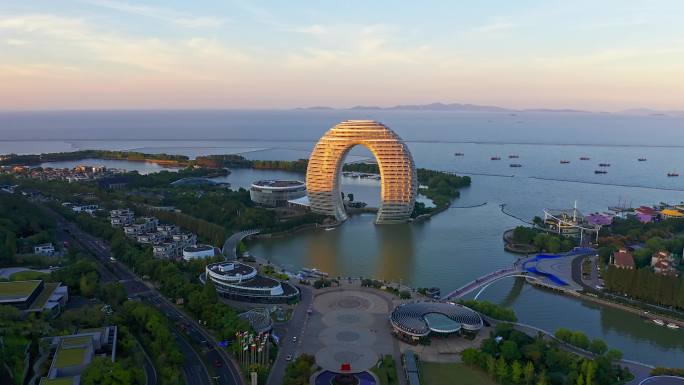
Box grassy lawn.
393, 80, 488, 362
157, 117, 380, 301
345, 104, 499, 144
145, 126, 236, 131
10, 270, 48, 281
421, 362, 496, 385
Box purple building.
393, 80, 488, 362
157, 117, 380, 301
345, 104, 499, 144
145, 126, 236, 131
635, 212, 654, 223
586, 213, 613, 226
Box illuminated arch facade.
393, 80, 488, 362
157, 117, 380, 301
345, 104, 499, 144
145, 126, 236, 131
306, 120, 417, 224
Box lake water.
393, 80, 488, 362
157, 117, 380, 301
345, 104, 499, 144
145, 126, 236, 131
3, 110, 684, 367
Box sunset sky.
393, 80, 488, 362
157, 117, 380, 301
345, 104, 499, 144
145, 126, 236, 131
1, 0, 683, 111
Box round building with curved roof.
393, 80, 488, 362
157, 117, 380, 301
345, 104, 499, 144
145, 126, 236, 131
306, 120, 417, 224
390, 302, 483, 339
249, 180, 306, 207
200, 261, 299, 303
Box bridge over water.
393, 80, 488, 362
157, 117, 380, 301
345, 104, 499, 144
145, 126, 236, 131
441, 247, 595, 301
222, 229, 260, 259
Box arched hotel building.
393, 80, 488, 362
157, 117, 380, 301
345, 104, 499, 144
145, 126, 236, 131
306, 120, 417, 224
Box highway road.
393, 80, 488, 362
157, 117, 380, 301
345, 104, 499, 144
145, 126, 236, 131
44, 206, 243, 385
266, 285, 313, 385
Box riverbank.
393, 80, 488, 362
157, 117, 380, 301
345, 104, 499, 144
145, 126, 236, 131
526, 277, 684, 328
0, 150, 191, 168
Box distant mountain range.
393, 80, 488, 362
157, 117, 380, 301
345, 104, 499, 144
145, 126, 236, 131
295, 103, 684, 116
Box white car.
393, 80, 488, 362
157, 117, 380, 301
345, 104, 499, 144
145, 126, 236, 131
285, 355, 293, 361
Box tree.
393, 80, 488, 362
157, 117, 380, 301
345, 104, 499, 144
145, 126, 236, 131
533, 216, 543, 227
81, 357, 133, 385
569, 331, 590, 350
523, 362, 535, 385
486, 355, 497, 378
606, 349, 623, 362
511, 361, 523, 384
98, 282, 127, 306
79, 271, 99, 297
5, 231, 17, 255
589, 339, 607, 355
583, 360, 595, 385
462, 348, 482, 367
501, 340, 521, 361
576, 373, 584, 385
496, 357, 509, 383
536, 371, 547, 385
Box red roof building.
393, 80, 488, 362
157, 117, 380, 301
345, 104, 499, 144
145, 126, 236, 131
611, 249, 635, 270
635, 206, 657, 216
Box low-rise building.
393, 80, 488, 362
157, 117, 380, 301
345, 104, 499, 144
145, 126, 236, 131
34, 243, 55, 256
172, 232, 197, 247
660, 209, 684, 219
38, 326, 117, 385
153, 242, 180, 259
634, 206, 657, 223
0, 280, 69, 317
201, 262, 300, 303
136, 232, 165, 244
403, 351, 420, 385
110, 209, 134, 227
250, 180, 307, 207
157, 224, 179, 237
651, 250, 679, 276
71, 204, 99, 215
611, 249, 636, 270
123, 217, 159, 237
182, 244, 216, 261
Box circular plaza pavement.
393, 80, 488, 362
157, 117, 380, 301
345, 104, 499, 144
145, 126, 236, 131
312, 290, 390, 372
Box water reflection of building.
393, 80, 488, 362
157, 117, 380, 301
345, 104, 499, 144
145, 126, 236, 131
305, 225, 343, 276
375, 223, 415, 282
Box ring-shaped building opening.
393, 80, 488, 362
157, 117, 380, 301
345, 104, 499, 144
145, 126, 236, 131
306, 120, 417, 224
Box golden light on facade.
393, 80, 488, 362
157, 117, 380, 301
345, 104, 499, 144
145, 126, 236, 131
306, 120, 417, 224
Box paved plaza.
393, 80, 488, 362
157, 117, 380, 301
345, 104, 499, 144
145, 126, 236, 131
301, 288, 397, 373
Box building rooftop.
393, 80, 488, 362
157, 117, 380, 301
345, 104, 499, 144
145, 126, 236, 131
30, 282, 60, 310
208, 262, 255, 277
661, 209, 684, 217
404, 351, 419, 373
61, 336, 91, 348
390, 302, 483, 336
252, 179, 305, 188
613, 250, 636, 269
40, 378, 76, 385
0, 280, 41, 301
54, 346, 87, 368
184, 245, 214, 252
